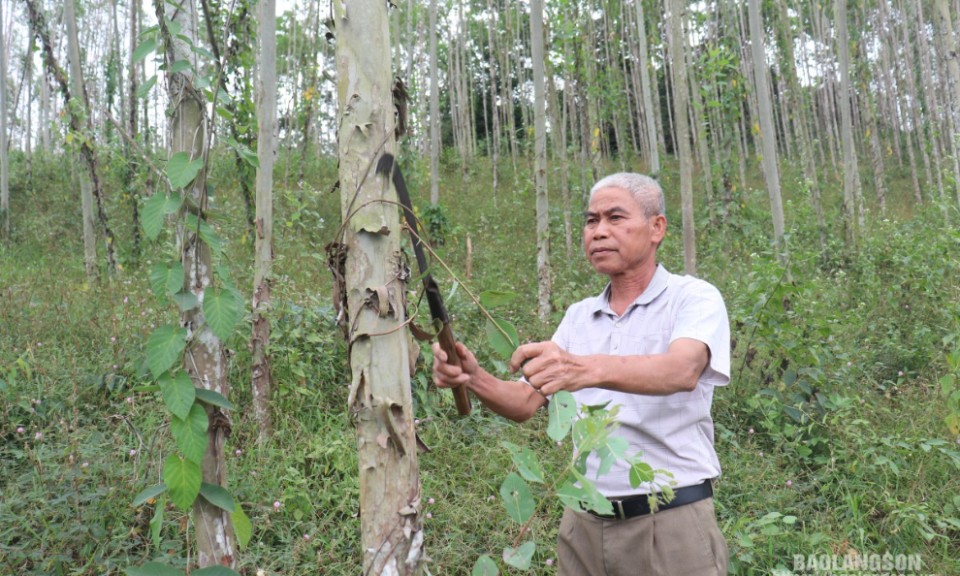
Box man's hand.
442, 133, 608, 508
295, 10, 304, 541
431, 341, 479, 390
510, 341, 588, 396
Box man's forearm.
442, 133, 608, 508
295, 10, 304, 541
467, 369, 548, 422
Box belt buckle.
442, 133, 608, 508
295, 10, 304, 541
613, 499, 626, 519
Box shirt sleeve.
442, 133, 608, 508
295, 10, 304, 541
670, 281, 731, 386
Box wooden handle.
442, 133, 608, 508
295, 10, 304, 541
437, 324, 472, 416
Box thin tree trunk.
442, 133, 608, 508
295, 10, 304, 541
934, 0, 960, 207
1, 0, 9, 241
155, 0, 237, 567
485, 0, 499, 194
667, 0, 696, 274
27, 0, 117, 274
531, 0, 551, 321
748, 0, 786, 261
835, 0, 861, 247
428, 0, 440, 205
252, 0, 276, 446
334, 0, 424, 572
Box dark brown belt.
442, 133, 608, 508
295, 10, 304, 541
587, 480, 713, 520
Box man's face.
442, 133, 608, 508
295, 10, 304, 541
583, 186, 666, 278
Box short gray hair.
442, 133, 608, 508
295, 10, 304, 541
589, 173, 665, 218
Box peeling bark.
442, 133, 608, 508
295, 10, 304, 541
335, 1, 423, 573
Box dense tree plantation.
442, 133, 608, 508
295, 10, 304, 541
1, 0, 960, 573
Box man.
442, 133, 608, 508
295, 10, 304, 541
432, 173, 729, 575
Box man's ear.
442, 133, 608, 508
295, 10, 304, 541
652, 214, 667, 243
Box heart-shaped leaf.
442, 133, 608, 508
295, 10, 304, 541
146, 325, 187, 379
203, 287, 241, 341
158, 371, 195, 420
171, 402, 208, 464
502, 541, 536, 569
499, 472, 534, 524
163, 454, 202, 510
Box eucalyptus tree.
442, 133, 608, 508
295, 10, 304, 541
153, 0, 238, 566
835, 0, 862, 246
252, 0, 277, 445
429, 0, 440, 204
633, 0, 660, 175
0, 0, 8, 241
25, 0, 118, 277
747, 0, 786, 261
933, 0, 960, 207
530, 0, 551, 320
334, 0, 424, 572
666, 0, 696, 274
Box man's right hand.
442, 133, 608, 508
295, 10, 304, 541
431, 341, 479, 390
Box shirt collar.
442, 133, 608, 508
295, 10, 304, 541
591, 263, 670, 315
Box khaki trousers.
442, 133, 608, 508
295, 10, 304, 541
557, 497, 728, 576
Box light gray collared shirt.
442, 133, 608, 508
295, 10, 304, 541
551, 264, 730, 496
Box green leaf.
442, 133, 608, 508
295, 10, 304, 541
226, 137, 259, 169
203, 287, 242, 341
132, 483, 168, 506
502, 541, 536, 569
629, 461, 655, 488
471, 555, 499, 576
146, 325, 187, 379
158, 371, 195, 420
132, 37, 158, 63
499, 472, 534, 524
167, 152, 204, 190
485, 318, 519, 359
171, 291, 199, 312
547, 390, 577, 442
501, 441, 544, 484
184, 213, 225, 256
142, 193, 168, 240
570, 469, 613, 515
199, 482, 235, 513
149, 495, 165, 549
125, 562, 185, 576
193, 568, 242, 576
171, 403, 208, 464
479, 290, 517, 309
169, 59, 192, 74
149, 261, 184, 297
163, 454, 202, 511
232, 504, 252, 548
195, 388, 236, 410
137, 75, 157, 99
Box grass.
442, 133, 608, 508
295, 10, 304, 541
1, 148, 960, 574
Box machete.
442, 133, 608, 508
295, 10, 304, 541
376, 154, 472, 416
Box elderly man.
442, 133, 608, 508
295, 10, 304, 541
432, 173, 729, 575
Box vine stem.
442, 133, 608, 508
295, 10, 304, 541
335, 197, 515, 343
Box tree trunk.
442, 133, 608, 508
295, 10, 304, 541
0, 0, 9, 241
667, 0, 696, 274
334, 0, 424, 572
748, 0, 786, 261
154, 0, 237, 567
531, 0, 551, 321
635, 0, 659, 174
934, 0, 960, 207
64, 0, 100, 279
27, 0, 117, 274
429, 0, 440, 205
485, 0, 500, 194
835, 0, 861, 247
252, 0, 277, 446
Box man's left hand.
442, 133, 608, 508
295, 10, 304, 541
510, 341, 588, 395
